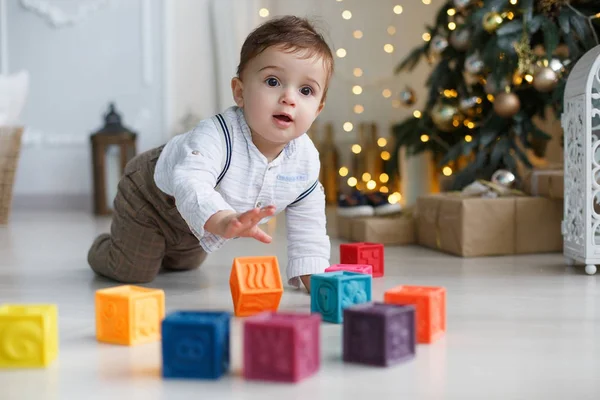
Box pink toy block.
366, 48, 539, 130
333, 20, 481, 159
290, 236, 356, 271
243, 312, 321, 383
325, 264, 373, 275
340, 242, 384, 277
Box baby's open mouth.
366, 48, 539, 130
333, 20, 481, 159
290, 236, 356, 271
274, 114, 292, 122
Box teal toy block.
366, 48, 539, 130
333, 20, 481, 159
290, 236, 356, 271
310, 271, 372, 323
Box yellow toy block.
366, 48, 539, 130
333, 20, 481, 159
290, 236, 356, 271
95, 285, 165, 346
0, 304, 59, 368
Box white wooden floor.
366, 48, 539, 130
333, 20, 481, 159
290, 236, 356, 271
1, 209, 599, 400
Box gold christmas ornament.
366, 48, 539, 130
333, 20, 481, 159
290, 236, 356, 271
533, 66, 559, 92
493, 91, 521, 118
513, 32, 535, 75
483, 11, 503, 33
399, 87, 417, 106
450, 29, 471, 51
431, 102, 464, 132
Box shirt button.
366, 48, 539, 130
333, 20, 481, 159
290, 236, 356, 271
256, 202, 262, 208
191, 150, 200, 155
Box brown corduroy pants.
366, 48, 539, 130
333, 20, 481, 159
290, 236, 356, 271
87, 146, 207, 283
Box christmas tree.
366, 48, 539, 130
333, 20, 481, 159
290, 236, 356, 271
391, 0, 600, 189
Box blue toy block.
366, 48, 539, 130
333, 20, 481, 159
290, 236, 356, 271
310, 271, 372, 323
161, 310, 230, 380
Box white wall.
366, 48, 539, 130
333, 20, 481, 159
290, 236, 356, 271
3, 0, 164, 201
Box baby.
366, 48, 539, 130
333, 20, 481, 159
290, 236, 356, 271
87, 15, 335, 292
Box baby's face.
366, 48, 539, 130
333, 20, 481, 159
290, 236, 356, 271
234, 45, 328, 146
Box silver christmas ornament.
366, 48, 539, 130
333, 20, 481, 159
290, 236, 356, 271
399, 87, 416, 106
453, 0, 473, 11
465, 53, 484, 75
450, 29, 471, 51
491, 169, 516, 188
430, 36, 449, 54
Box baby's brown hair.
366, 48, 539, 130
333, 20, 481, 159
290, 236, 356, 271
236, 15, 335, 104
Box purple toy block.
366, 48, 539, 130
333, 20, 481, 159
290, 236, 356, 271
325, 264, 373, 275
343, 302, 415, 367
243, 312, 321, 383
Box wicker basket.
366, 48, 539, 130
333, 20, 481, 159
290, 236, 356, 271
0, 126, 24, 224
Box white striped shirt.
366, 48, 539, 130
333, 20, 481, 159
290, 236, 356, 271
154, 106, 330, 287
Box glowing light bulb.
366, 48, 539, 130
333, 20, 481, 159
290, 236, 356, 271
259, 8, 269, 17
339, 167, 349, 177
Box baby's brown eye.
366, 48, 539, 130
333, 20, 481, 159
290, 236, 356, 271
266, 78, 279, 87
300, 87, 312, 96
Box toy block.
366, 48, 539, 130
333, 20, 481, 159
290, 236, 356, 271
343, 302, 415, 367
325, 263, 373, 275
340, 242, 384, 277
0, 304, 58, 368
229, 256, 283, 317
95, 285, 165, 346
310, 271, 372, 323
384, 285, 446, 344
161, 311, 231, 380
243, 312, 321, 383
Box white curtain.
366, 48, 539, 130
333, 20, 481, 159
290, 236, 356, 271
209, 0, 264, 112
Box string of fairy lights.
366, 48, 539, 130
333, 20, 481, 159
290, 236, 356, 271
257, 1, 436, 204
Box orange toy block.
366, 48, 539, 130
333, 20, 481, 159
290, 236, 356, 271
95, 285, 165, 346
384, 285, 446, 344
229, 256, 283, 317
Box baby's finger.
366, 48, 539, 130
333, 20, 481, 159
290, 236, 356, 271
238, 208, 260, 225
258, 205, 276, 218
252, 228, 272, 244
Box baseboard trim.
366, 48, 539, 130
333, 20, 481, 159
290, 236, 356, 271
12, 194, 92, 212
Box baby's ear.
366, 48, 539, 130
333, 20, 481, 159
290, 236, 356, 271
231, 77, 244, 107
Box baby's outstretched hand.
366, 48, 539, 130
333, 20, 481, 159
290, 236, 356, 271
219, 205, 276, 243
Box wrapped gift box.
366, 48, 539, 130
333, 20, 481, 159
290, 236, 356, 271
336, 213, 415, 245
522, 168, 564, 199
416, 194, 563, 257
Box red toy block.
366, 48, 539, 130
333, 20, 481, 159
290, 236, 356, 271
384, 285, 446, 344
325, 264, 373, 275
243, 312, 321, 383
340, 242, 384, 277
229, 256, 283, 317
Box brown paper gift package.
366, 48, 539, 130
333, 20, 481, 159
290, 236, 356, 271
416, 194, 563, 257
351, 215, 415, 245
335, 214, 416, 245
522, 169, 564, 199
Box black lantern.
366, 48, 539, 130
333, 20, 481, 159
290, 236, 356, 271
90, 103, 137, 216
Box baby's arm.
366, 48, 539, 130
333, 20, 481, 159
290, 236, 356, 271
155, 120, 272, 245
285, 173, 331, 292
